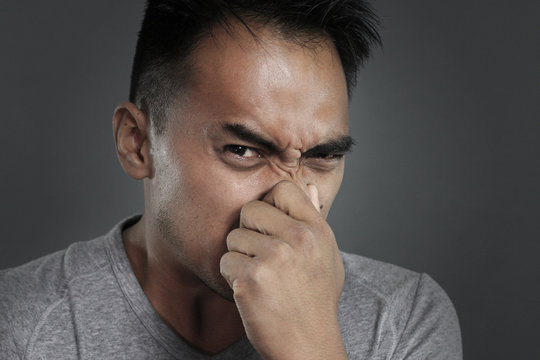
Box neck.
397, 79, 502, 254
122, 216, 245, 355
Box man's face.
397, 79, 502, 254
146, 24, 349, 299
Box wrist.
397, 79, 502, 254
259, 319, 347, 360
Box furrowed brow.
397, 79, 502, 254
303, 136, 355, 157
222, 123, 278, 152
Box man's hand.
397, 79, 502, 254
220, 181, 347, 360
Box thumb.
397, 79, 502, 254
307, 184, 320, 213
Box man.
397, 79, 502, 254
0, 0, 462, 359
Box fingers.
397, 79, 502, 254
220, 250, 249, 290
239, 182, 325, 242
262, 181, 321, 222
226, 228, 275, 257
239, 201, 296, 236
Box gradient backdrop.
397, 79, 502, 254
1, 1, 539, 359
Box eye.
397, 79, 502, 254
303, 153, 345, 171
223, 145, 262, 159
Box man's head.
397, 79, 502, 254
129, 0, 380, 135
114, 0, 380, 300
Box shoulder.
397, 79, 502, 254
341, 251, 421, 298
0, 236, 110, 357
339, 252, 462, 359
0, 235, 110, 308
340, 252, 451, 309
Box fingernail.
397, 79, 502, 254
307, 184, 320, 212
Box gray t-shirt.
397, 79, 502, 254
0, 217, 462, 359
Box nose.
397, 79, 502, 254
264, 157, 316, 205
268, 155, 303, 183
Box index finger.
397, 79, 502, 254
262, 181, 321, 222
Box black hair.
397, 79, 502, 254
129, 0, 381, 134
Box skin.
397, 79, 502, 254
113, 22, 350, 359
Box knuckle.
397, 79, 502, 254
227, 227, 242, 237
239, 200, 259, 220
275, 179, 291, 188
247, 261, 268, 286
219, 257, 231, 281
288, 222, 312, 243
273, 180, 294, 196
232, 280, 247, 299
268, 239, 291, 259
225, 228, 242, 247
219, 251, 232, 272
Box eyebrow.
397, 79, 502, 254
303, 136, 355, 157
222, 123, 355, 155
223, 124, 279, 152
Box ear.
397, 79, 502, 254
112, 102, 153, 180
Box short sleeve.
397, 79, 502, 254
391, 273, 462, 360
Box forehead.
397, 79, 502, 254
174, 21, 349, 150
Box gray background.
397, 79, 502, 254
1, 1, 538, 358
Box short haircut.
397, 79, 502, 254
129, 0, 381, 134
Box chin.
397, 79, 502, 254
203, 275, 236, 302
192, 261, 237, 302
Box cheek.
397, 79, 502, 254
174, 160, 269, 228
151, 152, 185, 216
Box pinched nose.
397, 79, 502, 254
265, 157, 320, 211
279, 153, 301, 168
268, 155, 302, 183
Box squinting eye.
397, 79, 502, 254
303, 153, 345, 172
224, 145, 261, 159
